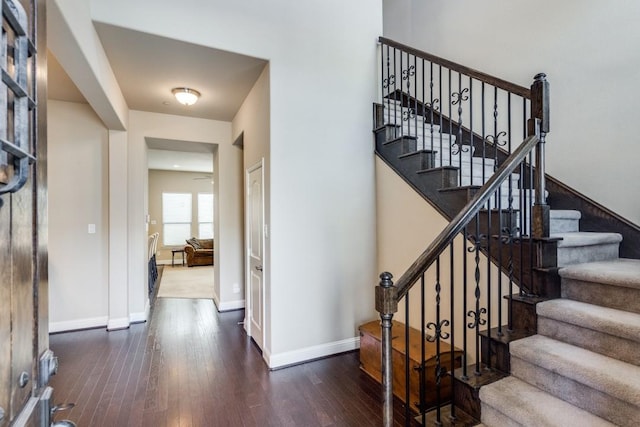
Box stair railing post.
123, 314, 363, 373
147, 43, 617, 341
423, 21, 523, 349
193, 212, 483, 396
376, 272, 397, 427
529, 73, 550, 239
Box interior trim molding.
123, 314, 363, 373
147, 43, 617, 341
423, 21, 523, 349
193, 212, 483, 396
49, 316, 108, 333
107, 316, 130, 331
215, 298, 245, 312
265, 336, 361, 370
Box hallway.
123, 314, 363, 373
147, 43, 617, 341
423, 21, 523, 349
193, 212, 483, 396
49, 298, 397, 426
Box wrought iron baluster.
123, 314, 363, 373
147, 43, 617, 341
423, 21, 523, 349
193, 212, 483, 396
451, 75, 469, 184
502, 188, 519, 332
468, 218, 487, 375
426, 257, 449, 425
469, 76, 474, 186
413, 55, 418, 147
428, 62, 435, 155
519, 98, 527, 301
462, 227, 469, 380
401, 58, 416, 142
449, 242, 457, 421
393, 48, 398, 133
485, 199, 492, 371
422, 58, 426, 155
380, 44, 391, 124
438, 64, 443, 168
528, 148, 535, 295
482, 82, 486, 183
447, 69, 452, 167
493, 86, 499, 169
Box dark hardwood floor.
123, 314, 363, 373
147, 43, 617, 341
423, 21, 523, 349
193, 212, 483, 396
49, 297, 411, 426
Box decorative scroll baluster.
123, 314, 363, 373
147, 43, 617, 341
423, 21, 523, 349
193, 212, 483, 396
428, 62, 435, 154
376, 38, 549, 427
452, 83, 469, 184
426, 257, 449, 425
468, 228, 487, 375
462, 227, 469, 380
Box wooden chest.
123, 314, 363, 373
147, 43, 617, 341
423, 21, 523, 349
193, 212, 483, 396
359, 320, 463, 412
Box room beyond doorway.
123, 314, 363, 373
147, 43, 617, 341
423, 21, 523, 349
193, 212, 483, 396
156, 265, 215, 300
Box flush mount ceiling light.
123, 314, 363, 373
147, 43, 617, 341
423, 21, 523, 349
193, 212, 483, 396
172, 87, 201, 106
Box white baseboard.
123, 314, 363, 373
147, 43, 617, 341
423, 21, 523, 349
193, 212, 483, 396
265, 336, 360, 369
49, 316, 108, 333
107, 316, 130, 331
216, 299, 245, 312
212, 289, 221, 308
130, 301, 149, 323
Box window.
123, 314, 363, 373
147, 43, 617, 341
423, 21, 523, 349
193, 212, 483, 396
198, 193, 214, 239
162, 192, 192, 246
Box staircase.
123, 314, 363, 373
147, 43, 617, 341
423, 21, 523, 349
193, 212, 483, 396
481, 230, 640, 426
372, 37, 640, 427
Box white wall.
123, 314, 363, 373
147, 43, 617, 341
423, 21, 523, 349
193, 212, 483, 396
91, 0, 383, 366
48, 100, 109, 332
383, 0, 640, 225
232, 65, 271, 344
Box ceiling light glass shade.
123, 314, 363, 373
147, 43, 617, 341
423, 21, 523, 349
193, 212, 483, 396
172, 88, 201, 106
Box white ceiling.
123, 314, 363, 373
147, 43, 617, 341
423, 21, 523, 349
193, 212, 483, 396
47, 22, 265, 171
146, 138, 214, 173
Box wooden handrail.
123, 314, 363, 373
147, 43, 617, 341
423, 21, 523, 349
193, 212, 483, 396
379, 37, 530, 99
394, 134, 540, 300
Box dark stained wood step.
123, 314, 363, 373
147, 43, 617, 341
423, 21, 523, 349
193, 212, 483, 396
452, 366, 507, 420
415, 404, 480, 426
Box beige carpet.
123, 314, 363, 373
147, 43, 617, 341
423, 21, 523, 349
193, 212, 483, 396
157, 265, 215, 299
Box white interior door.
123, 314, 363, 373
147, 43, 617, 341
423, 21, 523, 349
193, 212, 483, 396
246, 161, 264, 349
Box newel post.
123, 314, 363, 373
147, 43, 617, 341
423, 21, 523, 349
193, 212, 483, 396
376, 272, 397, 427
529, 73, 550, 239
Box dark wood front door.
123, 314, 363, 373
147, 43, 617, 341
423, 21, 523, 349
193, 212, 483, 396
0, 1, 49, 425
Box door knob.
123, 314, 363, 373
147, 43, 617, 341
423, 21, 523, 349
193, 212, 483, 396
255, 265, 263, 271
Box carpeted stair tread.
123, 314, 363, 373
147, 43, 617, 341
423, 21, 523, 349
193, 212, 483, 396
537, 299, 640, 344
552, 231, 622, 248
479, 376, 614, 427
510, 334, 640, 406
559, 258, 640, 290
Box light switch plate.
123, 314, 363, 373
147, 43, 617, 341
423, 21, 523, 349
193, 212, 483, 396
88, 224, 96, 234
